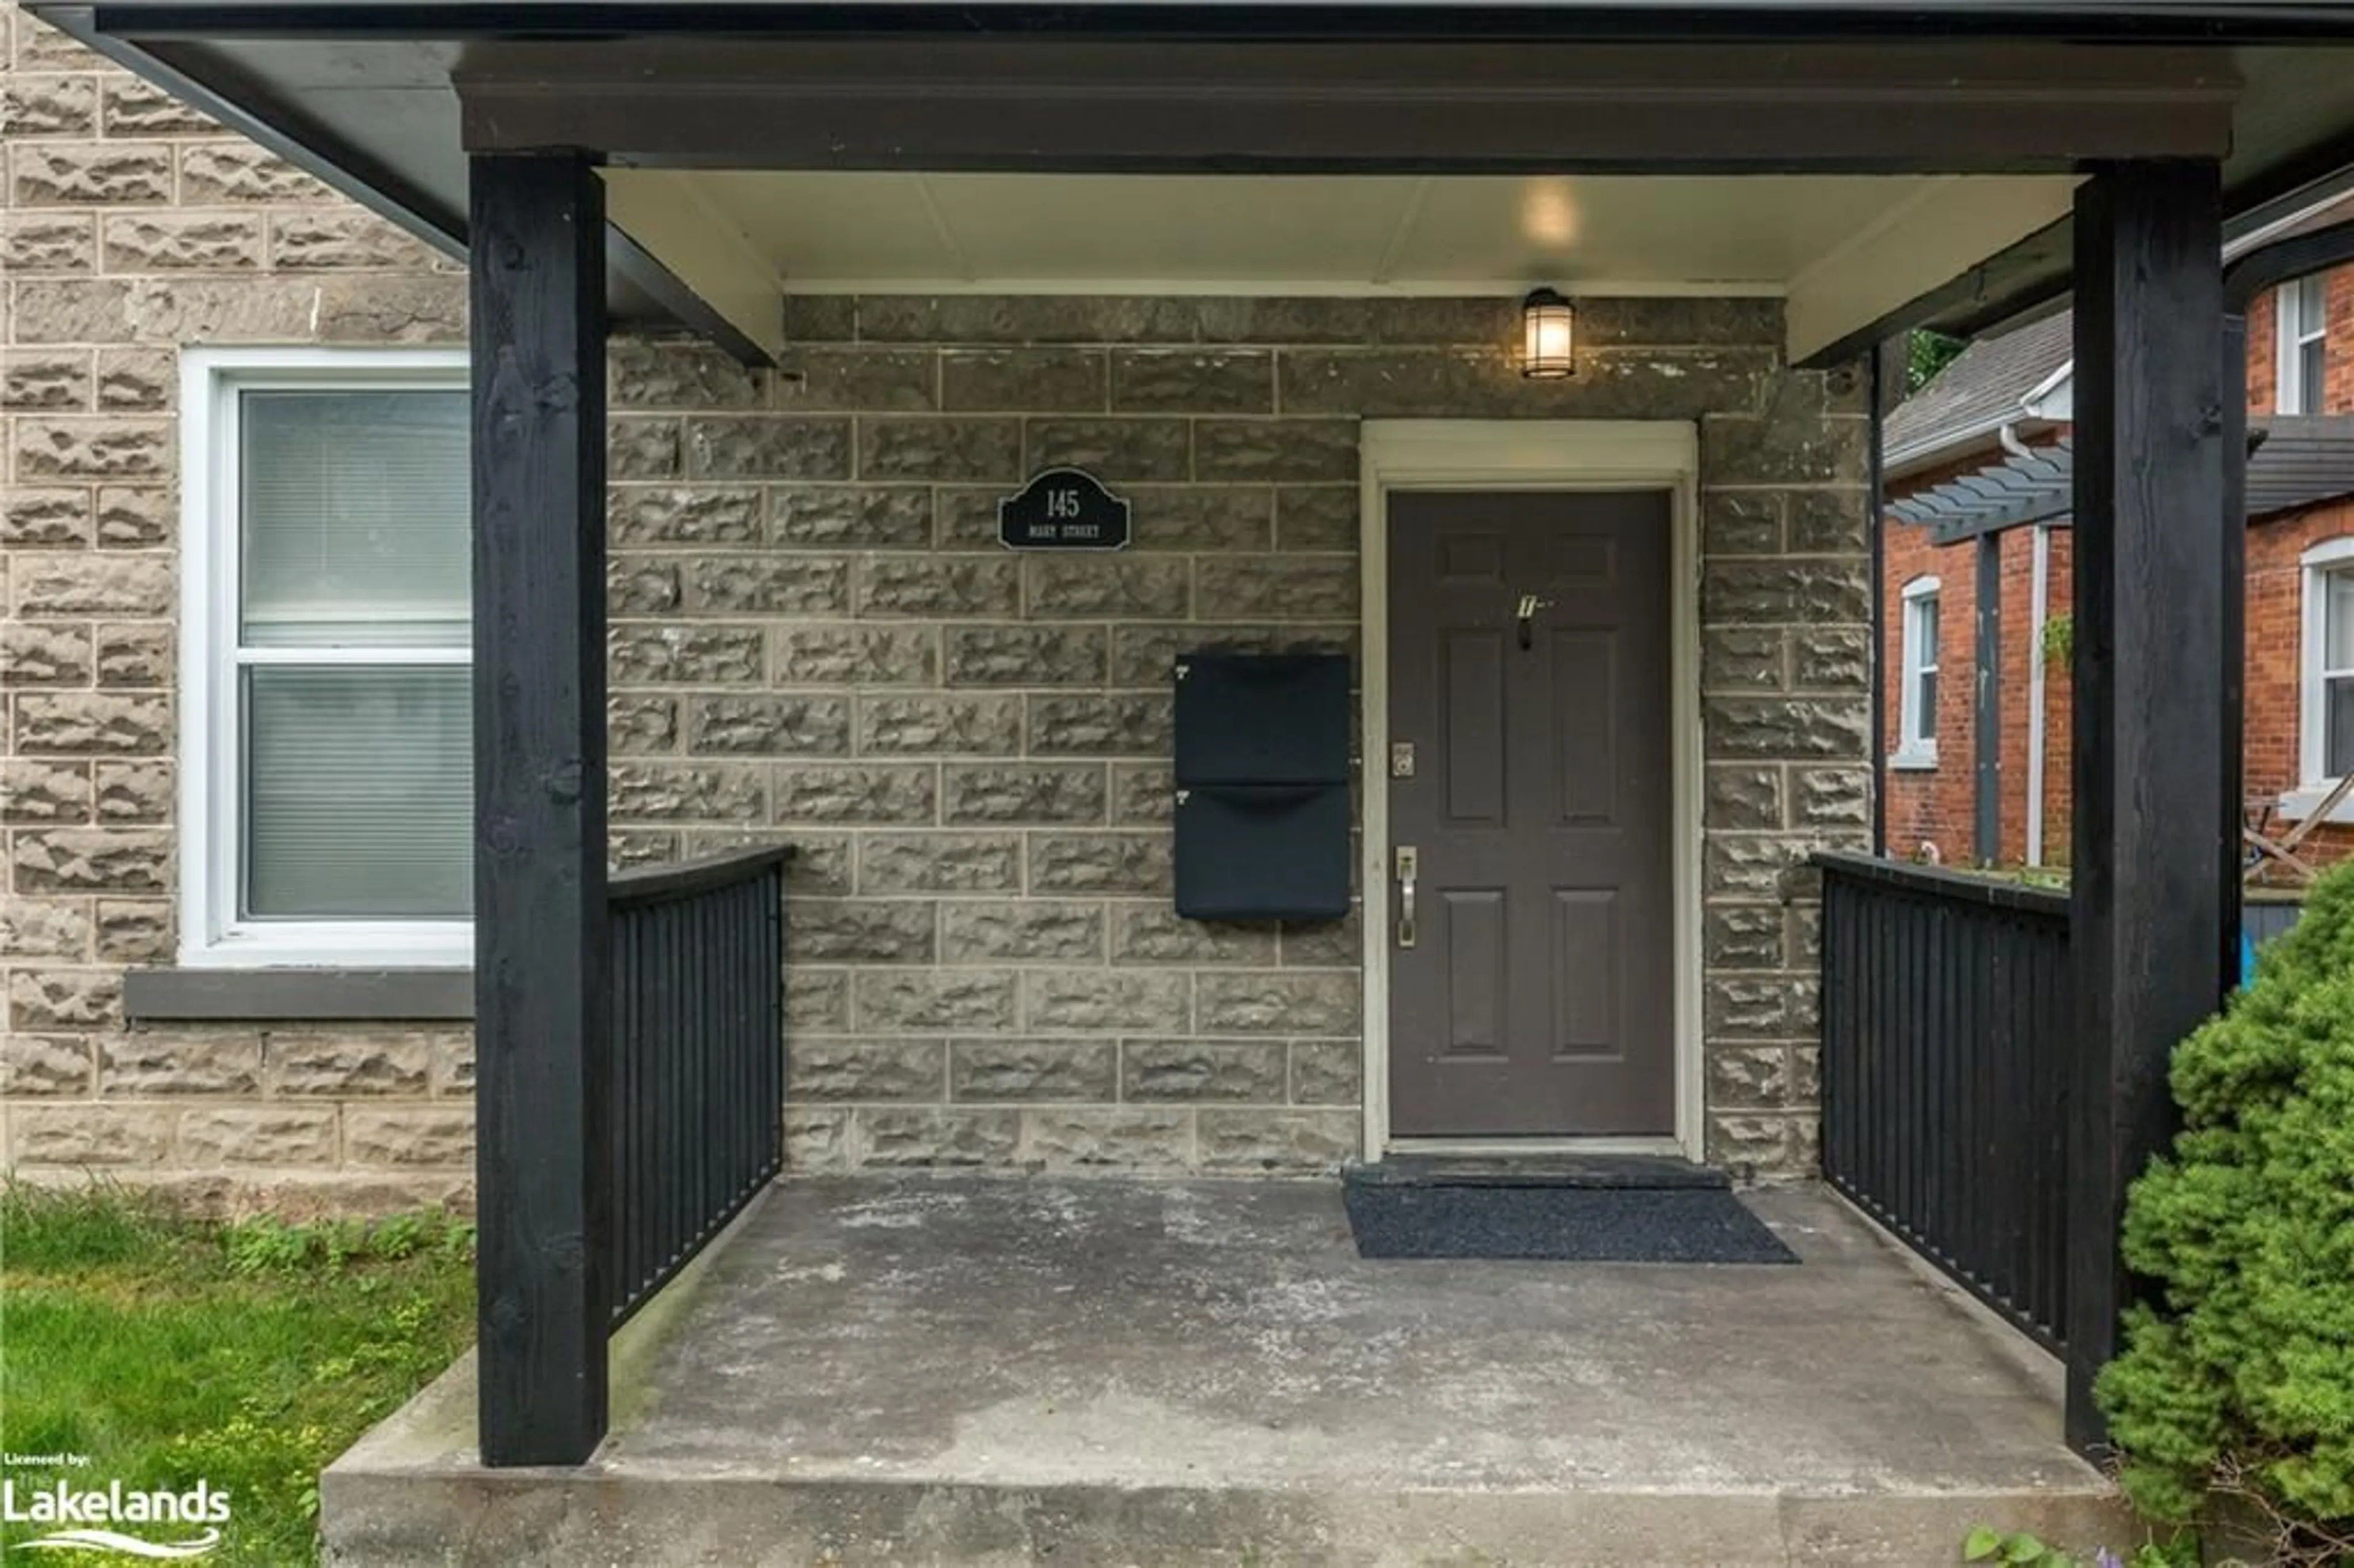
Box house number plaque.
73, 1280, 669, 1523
998, 467, 1132, 551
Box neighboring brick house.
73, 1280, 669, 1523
2, 0, 1881, 1208
1879, 254, 2354, 877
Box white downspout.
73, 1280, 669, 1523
2026, 521, 2051, 866
1996, 419, 2052, 867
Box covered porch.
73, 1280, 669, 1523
36, 1, 2354, 1559
325, 1176, 2124, 1567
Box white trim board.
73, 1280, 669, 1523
1357, 420, 1704, 1165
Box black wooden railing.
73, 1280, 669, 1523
608, 846, 791, 1326
1816, 853, 2072, 1355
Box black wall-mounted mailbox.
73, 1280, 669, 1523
1172, 652, 1352, 921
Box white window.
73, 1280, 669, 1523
2277, 275, 2329, 415
1894, 577, 1941, 769
2288, 537, 2354, 823
180, 347, 472, 967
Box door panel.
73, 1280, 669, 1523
1387, 489, 1675, 1137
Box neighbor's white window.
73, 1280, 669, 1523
2289, 537, 2354, 823
1895, 577, 1941, 769
180, 348, 472, 966
2277, 275, 2329, 415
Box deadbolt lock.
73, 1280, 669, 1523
1390, 741, 1415, 778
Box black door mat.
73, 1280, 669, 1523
1341, 1176, 1799, 1264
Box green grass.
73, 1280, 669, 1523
1, 1184, 475, 1566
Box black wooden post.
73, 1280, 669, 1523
2065, 160, 2226, 1454
470, 150, 613, 1467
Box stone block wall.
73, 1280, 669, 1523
608, 294, 1873, 1177
1, 1, 476, 1211
4, 0, 1869, 1200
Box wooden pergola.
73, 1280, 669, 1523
36, 0, 2354, 1471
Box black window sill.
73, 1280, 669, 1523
123, 968, 474, 1024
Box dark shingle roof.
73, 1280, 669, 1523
1883, 311, 2073, 468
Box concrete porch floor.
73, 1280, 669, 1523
324, 1178, 2130, 1567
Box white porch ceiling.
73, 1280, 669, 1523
600, 170, 2082, 362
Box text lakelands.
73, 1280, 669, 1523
2, 1479, 233, 1525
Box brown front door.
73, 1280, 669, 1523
1386, 490, 1675, 1137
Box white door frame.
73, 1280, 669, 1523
1358, 420, 1704, 1163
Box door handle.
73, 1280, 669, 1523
1395, 845, 1417, 948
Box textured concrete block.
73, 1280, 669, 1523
937, 901, 1106, 962
1786, 489, 1870, 554
609, 420, 682, 479
95, 487, 172, 547
855, 1106, 1020, 1167
2, 621, 94, 692
942, 764, 1108, 825
93, 899, 172, 963
1704, 904, 1786, 971
345, 1108, 474, 1168
1023, 971, 1191, 1033
943, 624, 1107, 687
1197, 1108, 1358, 1170
1027, 693, 1173, 756
951, 1038, 1120, 1102
1019, 1107, 1193, 1170
94, 759, 172, 822
857, 694, 1024, 756
858, 417, 1020, 482
270, 210, 439, 271
2, 213, 97, 273
1705, 976, 1802, 1038
1701, 492, 1783, 556
1, 1035, 94, 1096
13, 828, 169, 892
1024, 556, 1190, 619
774, 625, 939, 687
1194, 418, 1359, 482
1108, 904, 1278, 965
1, 759, 93, 823
788, 969, 851, 1032
1107, 622, 1286, 687
12, 418, 172, 481
1195, 555, 1358, 620
179, 1108, 340, 1168
685, 416, 853, 480
772, 763, 939, 824
1110, 764, 1175, 824
1707, 1112, 1798, 1173
1110, 349, 1274, 414
940, 348, 1106, 413
1196, 972, 1361, 1035
0, 897, 94, 960
1704, 696, 1871, 759
1791, 627, 1872, 693
102, 78, 220, 135
1702, 561, 1870, 625
1704, 765, 1785, 831
1708, 1045, 1793, 1108
95, 623, 172, 687
609, 625, 764, 685
859, 833, 1023, 894
1112, 486, 1274, 553
784, 1107, 855, 1173
788, 900, 939, 964
858, 556, 1023, 618
771, 486, 933, 549
608, 558, 681, 615
96, 352, 174, 413
11, 968, 123, 1031
684, 555, 851, 616
1793, 767, 1872, 827
1024, 416, 1191, 482
13, 1105, 172, 1166
4, 74, 99, 136
687, 695, 853, 755
777, 348, 939, 412
848, 295, 1198, 344
264, 1033, 436, 1096
3, 488, 93, 547
856, 970, 1019, 1033
1702, 628, 1786, 693
609, 762, 767, 822
179, 143, 321, 203
12, 142, 172, 205
1702, 835, 1822, 899
1122, 1039, 1286, 1102
1289, 1041, 1363, 1106
100, 1033, 261, 1095
789, 1037, 947, 1102
1275, 487, 1360, 552
609, 485, 763, 546
101, 211, 264, 270
2, 349, 92, 411
609, 338, 766, 409
1278, 910, 1362, 968
1029, 832, 1171, 896
609, 695, 679, 754
1701, 410, 1868, 487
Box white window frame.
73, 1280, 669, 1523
2276, 276, 2329, 415
2285, 536, 2354, 824
1893, 576, 1941, 770
178, 345, 473, 968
